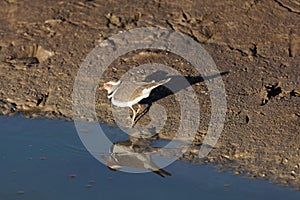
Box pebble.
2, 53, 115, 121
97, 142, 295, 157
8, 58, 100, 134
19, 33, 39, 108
234, 171, 240, 175
69, 174, 77, 179
258, 173, 266, 177
291, 171, 296, 177
17, 191, 25, 195
222, 154, 230, 159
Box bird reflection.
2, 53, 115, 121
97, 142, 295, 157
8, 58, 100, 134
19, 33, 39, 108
101, 138, 172, 177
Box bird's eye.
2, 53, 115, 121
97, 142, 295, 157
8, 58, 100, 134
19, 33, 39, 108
106, 83, 111, 86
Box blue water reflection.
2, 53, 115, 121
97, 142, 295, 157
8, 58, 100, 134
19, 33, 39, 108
0, 115, 299, 200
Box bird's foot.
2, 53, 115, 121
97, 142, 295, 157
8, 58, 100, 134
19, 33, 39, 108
130, 120, 136, 128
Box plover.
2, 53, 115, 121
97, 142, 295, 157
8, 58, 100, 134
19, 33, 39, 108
100, 140, 172, 177
100, 78, 171, 127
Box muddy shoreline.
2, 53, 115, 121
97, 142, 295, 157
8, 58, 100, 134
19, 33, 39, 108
0, 0, 299, 189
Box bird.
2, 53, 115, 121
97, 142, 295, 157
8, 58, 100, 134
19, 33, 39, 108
100, 139, 172, 177
100, 78, 171, 127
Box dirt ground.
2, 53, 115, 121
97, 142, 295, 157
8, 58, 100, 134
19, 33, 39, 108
0, 0, 299, 189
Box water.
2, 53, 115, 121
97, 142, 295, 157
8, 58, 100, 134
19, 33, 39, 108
0, 115, 299, 200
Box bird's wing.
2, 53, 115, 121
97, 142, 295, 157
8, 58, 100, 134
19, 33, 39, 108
113, 79, 170, 102
112, 81, 144, 102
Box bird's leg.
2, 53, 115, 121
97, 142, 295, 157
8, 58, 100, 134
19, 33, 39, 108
135, 103, 152, 124
136, 104, 142, 115
129, 106, 137, 128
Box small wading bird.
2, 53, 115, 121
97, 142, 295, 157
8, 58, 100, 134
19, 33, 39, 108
100, 78, 171, 127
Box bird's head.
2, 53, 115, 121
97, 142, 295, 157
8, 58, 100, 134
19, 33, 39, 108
100, 80, 121, 94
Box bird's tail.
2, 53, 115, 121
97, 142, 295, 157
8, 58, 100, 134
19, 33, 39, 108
157, 78, 171, 86
144, 78, 171, 94
153, 168, 172, 177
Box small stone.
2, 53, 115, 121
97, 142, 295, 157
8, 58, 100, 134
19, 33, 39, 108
40, 156, 46, 160
85, 184, 92, 188
259, 173, 266, 177
69, 174, 77, 179
234, 171, 240, 175
291, 171, 296, 177
35, 45, 54, 62
282, 158, 288, 164
17, 191, 25, 195
222, 154, 230, 159
223, 184, 230, 187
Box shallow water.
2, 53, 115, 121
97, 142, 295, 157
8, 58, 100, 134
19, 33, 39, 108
0, 115, 299, 200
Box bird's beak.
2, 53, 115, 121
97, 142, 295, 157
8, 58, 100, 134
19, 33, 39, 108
99, 85, 104, 90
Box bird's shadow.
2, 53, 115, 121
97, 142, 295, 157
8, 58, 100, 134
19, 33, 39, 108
139, 70, 229, 105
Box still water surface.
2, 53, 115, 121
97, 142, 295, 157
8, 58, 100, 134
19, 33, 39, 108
0, 115, 299, 200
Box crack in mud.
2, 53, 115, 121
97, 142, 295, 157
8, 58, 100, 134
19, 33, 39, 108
274, 0, 300, 14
